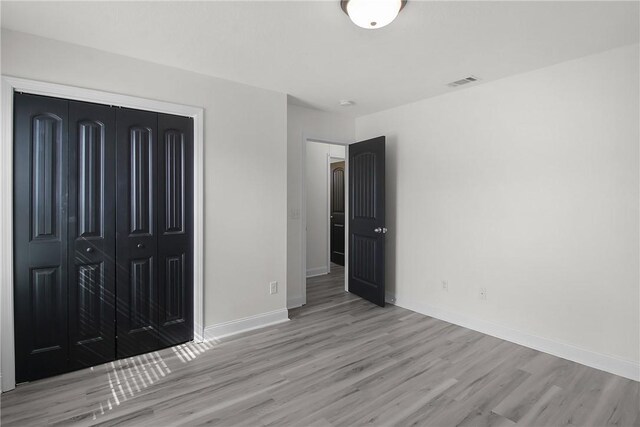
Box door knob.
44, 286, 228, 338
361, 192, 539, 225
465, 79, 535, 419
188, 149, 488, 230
86, 247, 93, 253
137, 243, 144, 249
374, 227, 388, 234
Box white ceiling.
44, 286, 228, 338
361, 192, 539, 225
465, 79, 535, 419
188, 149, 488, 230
1, 1, 638, 116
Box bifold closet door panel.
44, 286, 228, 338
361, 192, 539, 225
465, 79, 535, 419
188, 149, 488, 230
157, 114, 194, 347
13, 94, 70, 382
68, 101, 117, 369
116, 108, 160, 358
14, 97, 194, 381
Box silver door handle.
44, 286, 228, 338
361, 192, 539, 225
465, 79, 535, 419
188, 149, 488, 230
374, 227, 388, 234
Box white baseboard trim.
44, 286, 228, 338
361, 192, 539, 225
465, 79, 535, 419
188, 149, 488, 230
287, 295, 305, 309
306, 266, 329, 278
385, 292, 397, 304
204, 309, 290, 341
386, 294, 640, 382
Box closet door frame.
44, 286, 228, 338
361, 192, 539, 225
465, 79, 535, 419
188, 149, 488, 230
0, 76, 205, 392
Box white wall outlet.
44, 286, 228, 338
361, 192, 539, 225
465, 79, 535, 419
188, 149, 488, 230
269, 281, 278, 295
441, 280, 449, 291
479, 287, 487, 300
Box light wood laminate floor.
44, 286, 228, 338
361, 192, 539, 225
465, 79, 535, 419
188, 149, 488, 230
1, 264, 638, 426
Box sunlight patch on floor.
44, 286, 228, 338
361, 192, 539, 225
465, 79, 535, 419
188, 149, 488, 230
90, 340, 217, 421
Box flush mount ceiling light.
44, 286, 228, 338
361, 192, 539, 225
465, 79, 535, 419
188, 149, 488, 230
341, 0, 407, 29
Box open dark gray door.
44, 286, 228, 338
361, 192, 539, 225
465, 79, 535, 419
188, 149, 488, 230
348, 136, 386, 307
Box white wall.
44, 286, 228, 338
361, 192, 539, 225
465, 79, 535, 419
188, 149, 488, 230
305, 142, 345, 276
330, 145, 346, 159
287, 104, 353, 307
356, 44, 640, 378
1, 29, 288, 327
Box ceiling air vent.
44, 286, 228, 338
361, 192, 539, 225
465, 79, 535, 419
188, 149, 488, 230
447, 76, 480, 88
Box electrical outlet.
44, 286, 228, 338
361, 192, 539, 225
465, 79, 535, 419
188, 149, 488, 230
479, 287, 487, 300
441, 280, 449, 291
269, 281, 278, 295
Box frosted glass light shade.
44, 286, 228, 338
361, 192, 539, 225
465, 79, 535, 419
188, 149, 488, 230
344, 0, 403, 29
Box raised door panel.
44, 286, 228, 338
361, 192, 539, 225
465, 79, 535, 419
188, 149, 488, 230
164, 130, 185, 234
116, 108, 159, 358
31, 115, 62, 240
68, 101, 116, 368
163, 254, 185, 324
351, 235, 378, 286
75, 264, 102, 341
157, 114, 193, 347
30, 267, 65, 353
77, 121, 103, 237
331, 167, 345, 214
130, 127, 153, 235
352, 152, 377, 220
14, 93, 69, 381
130, 257, 155, 333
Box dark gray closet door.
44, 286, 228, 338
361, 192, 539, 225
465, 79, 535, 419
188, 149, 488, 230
116, 108, 160, 358
14, 96, 195, 381
14, 93, 70, 382
68, 101, 117, 368
157, 114, 194, 347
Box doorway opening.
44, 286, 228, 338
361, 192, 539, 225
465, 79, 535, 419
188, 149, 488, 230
298, 135, 386, 309
304, 140, 348, 307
